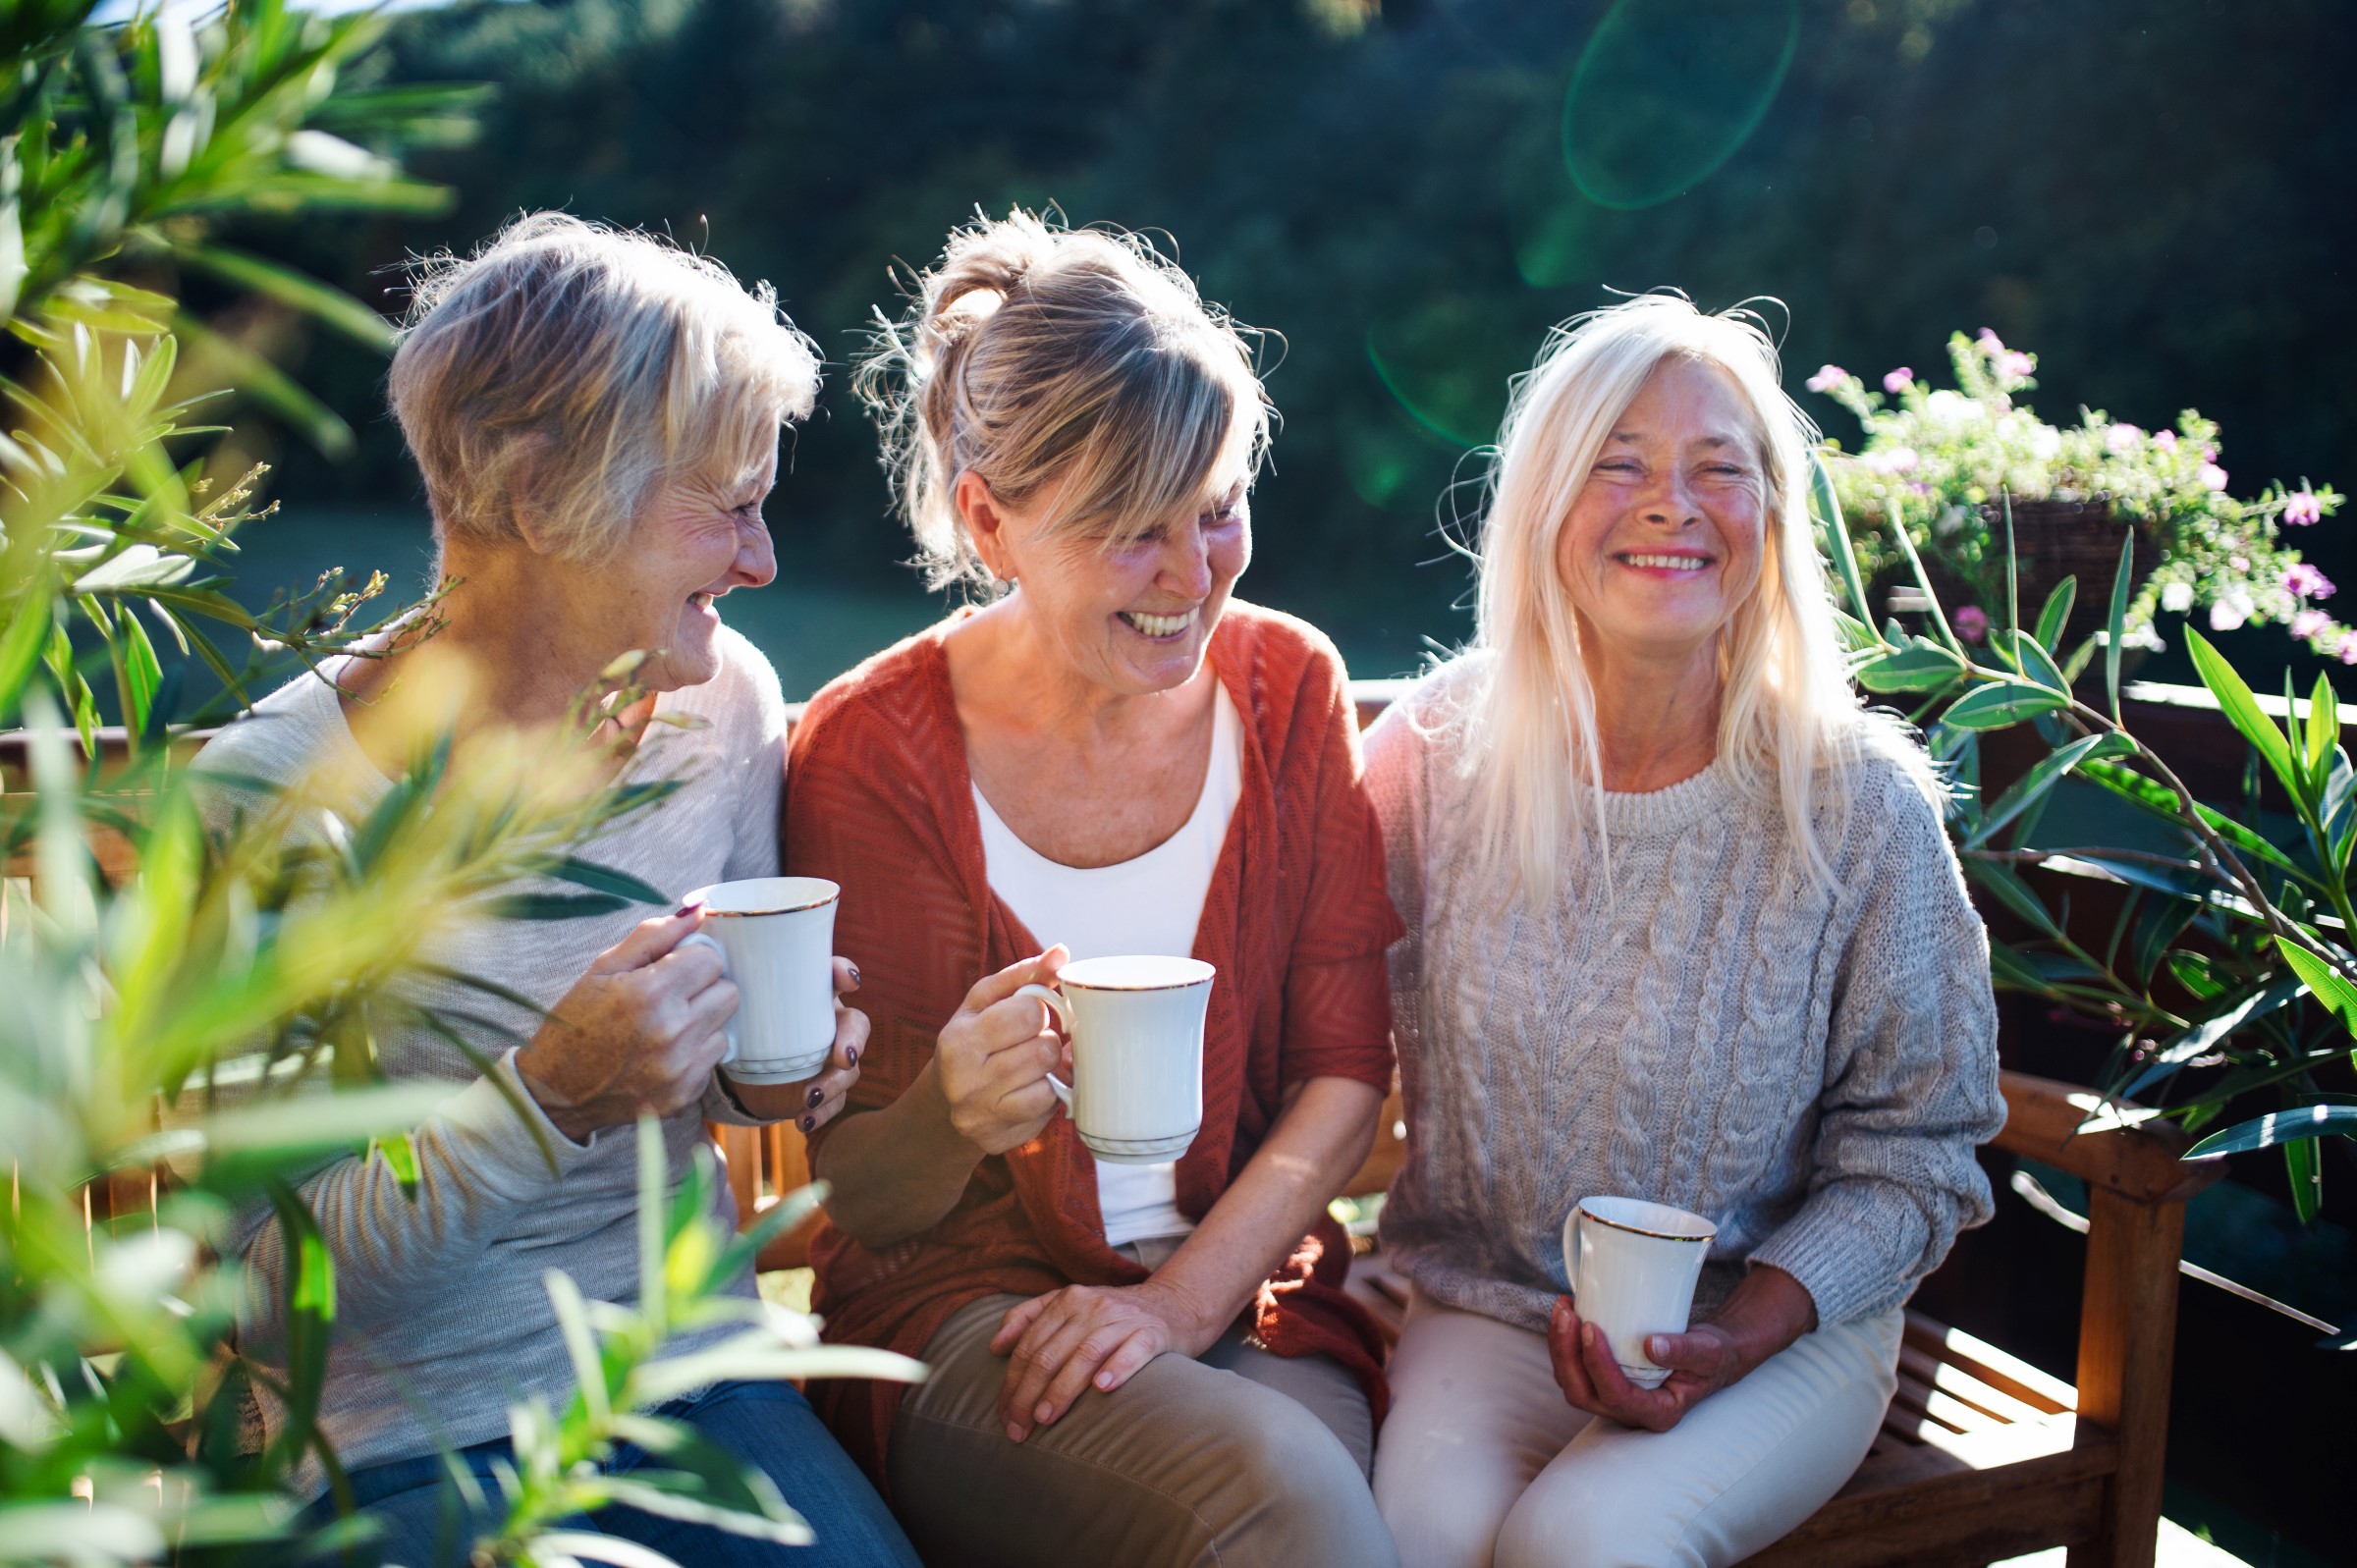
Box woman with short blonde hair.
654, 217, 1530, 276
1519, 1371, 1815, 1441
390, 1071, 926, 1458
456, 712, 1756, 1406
201, 213, 916, 1567
1366, 295, 2003, 1567
788, 210, 1400, 1568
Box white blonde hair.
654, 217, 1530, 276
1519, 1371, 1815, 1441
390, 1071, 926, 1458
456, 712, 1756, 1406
855, 208, 1271, 590
390, 212, 821, 563
1441, 293, 1930, 900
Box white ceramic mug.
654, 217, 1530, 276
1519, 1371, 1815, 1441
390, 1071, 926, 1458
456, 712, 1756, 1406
1014, 955, 1213, 1164
680, 876, 841, 1084
1562, 1195, 1718, 1389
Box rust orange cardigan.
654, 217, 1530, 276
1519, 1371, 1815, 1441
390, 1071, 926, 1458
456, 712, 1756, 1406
783, 601, 1403, 1481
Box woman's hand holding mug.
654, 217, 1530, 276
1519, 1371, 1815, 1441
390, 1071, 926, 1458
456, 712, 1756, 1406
717, 954, 869, 1133
934, 946, 1071, 1156
1547, 1262, 1819, 1433
517, 905, 740, 1142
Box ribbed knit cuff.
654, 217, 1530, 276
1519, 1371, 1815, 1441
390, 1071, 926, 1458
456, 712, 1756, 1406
435, 1049, 599, 1199
1747, 1180, 1924, 1328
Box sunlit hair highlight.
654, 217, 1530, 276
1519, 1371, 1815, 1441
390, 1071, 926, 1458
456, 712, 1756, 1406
1435, 293, 1932, 901
389, 212, 820, 564
855, 208, 1272, 590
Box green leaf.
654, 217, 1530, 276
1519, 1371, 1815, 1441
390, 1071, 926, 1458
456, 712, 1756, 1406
2307, 672, 2339, 786
1942, 679, 2069, 730
2185, 628, 2302, 803
371, 1131, 420, 1193
2001, 492, 2020, 641
172, 242, 396, 352
1853, 638, 1965, 694
2007, 629, 2069, 694
2106, 532, 2133, 722
1964, 731, 2129, 848
1962, 857, 2063, 941
2276, 938, 2357, 1038
2184, 1104, 2357, 1158
481, 891, 631, 921
1809, 450, 1874, 626
2034, 576, 2078, 655
547, 856, 669, 906
2123, 979, 2301, 1099
2287, 1136, 2322, 1224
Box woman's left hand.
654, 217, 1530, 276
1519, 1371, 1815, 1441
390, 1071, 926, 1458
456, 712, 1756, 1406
990, 1279, 1221, 1442
1546, 1264, 1818, 1433
720, 955, 868, 1132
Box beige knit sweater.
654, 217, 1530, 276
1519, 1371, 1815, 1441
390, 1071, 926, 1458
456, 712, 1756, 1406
1366, 658, 2004, 1332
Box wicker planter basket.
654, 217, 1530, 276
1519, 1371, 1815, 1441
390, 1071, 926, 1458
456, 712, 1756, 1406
1885, 499, 2152, 655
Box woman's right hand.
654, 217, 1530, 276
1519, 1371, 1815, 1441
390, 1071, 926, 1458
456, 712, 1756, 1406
515, 906, 740, 1142
934, 946, 1070, 1156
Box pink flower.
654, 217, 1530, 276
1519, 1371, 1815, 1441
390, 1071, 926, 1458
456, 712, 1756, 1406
1883, 367, 1914, 394
1806, 364, 1846, 393
2154, 430, 2178, 452
2000, 351, 2035, 380
1862, 446, 1920, 473
2284, 563, 2336, 599
2285, 490, 2324, 525
1977, 328, 2005, 352
2210, 587, 2255, 631
2229, 555, 2249, 572
2199, 462, 2229, 492
2293, 609, 2331, 639
2106, 423, 2143, 452
2338, 632, 2357, 666
1953, 605, 1989, 643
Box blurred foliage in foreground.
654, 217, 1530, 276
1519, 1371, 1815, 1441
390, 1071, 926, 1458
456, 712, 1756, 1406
0, 7, 908, 1563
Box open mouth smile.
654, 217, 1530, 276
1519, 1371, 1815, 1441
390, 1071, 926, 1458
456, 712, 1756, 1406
1615, 552, 1714, 574
1119, 607, 1199, 639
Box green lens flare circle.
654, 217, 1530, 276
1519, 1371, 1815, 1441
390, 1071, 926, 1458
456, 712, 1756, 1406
1562, 0, 1801, 211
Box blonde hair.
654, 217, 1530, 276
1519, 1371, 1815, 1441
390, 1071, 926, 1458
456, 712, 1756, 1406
389, 212, 820, 563
856, 208, 1271, 589
1442, 293, 1929, 899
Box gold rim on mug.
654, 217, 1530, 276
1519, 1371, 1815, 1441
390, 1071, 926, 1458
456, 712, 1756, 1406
689, 885, 841, 918
1063, 975, 1215, 994
1578, 1204, 1716, 1243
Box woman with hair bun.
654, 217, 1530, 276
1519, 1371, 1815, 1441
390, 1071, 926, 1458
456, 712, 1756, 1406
785, 210, 1402, 1568
1365, 295, 2004, 1567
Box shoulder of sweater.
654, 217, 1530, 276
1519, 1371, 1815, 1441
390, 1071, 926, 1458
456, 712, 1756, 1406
792, 616, 953, 750
1821, 725, 1952, 863
1212, 599, 1347, 703
192, 665, 348, 784
672, 622, 786, 742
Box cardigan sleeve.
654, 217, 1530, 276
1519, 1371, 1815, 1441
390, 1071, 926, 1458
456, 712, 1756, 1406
1274, 640, 1403, 1093
1747, 766, 2005, 1325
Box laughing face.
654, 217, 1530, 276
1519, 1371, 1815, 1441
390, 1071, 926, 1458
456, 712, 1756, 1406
603, 444, 781, 691
977, 466, 1253, 700
1556, 355, 1768, 665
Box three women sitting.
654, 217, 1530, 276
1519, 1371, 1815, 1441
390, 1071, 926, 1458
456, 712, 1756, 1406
212, 205, 2001, 1568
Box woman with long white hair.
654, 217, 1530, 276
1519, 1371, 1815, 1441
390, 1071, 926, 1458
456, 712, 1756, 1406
1364, 294, 2003, 1568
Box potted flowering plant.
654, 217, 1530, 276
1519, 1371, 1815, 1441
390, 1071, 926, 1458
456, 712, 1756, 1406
1809, 329, 2344, 662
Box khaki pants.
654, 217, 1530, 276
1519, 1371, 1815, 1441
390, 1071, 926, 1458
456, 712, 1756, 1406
1373, 1287, 1900, 1568
886, 1248, 1397, 1568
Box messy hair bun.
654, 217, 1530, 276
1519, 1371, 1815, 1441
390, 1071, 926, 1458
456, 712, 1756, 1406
856, 208, 1271, 590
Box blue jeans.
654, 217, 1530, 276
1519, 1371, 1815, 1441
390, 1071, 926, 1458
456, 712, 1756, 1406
310, 1379, 918, 1567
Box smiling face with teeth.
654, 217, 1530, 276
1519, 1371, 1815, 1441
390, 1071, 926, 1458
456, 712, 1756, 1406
586, 444, 781, 692
1556, 355, 1768, 671
958, 458, 1254, 702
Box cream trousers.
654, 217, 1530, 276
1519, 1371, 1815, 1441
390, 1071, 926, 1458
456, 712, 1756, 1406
1373, 1287, 1900, 1568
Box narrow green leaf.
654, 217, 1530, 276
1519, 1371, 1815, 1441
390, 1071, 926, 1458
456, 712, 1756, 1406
2287, 1136, 2323, 1224
2002, 491, 2020, 641
1853, 638, 1965, 694
2184, 629, 2303, 801
2107, 532, 2133, 722
1964, 731, 2127, 848
2308, 672, 2339, 785
1809, 448, 1874, 626
2183, 1105, 2357, 1159
1942, 679, 2069, 730
172, 242, 397, 351
2034, 576, 2078, 655
2276, 938, 2357, 1038
481, 891, 630, 922
1962, 857, 2064, 941
548, 856, 669, 906
2123, 979, 2301, 1099
2007, 629, 2069, 694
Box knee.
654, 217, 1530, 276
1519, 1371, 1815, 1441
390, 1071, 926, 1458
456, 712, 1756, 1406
1493, 1471, 1685, 1568
1223, 1399, 1396, 1562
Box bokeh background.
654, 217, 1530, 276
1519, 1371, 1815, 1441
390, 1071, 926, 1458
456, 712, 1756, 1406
192, 0, 2355, 701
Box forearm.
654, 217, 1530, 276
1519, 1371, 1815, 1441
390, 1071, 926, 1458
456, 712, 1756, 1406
1140, 1076, 1382, 1337
810, 1060, 986, 1246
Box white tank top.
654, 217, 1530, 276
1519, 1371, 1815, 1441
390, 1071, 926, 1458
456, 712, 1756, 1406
972, 681, 1242, 1246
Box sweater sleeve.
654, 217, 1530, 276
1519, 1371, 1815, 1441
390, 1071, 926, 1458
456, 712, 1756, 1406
1361, 696, 1428, 1069
1747, 769, 2005, 1325
1275, 643, 1403, 1092
237, 1049, 601, 1350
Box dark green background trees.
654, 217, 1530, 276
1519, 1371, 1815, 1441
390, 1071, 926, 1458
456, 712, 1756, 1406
235, 0, 2357, 689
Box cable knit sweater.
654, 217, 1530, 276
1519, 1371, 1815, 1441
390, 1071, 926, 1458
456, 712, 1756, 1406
1366, 658, 2004, 1332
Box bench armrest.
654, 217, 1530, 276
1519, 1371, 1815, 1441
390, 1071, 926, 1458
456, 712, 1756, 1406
1990, 1070, 2224, 1206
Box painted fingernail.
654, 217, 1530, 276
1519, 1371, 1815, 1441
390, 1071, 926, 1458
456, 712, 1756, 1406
799, 1114, 815, 1132
847, 961, 861, 987
846, 1046, 860, 1067
807, 1085, 824, 1108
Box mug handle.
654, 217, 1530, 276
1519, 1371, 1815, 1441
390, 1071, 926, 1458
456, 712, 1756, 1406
1562, 1205, 1585, 1302
1012, 982, 1073, 1109
680, 931, 740, 1065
